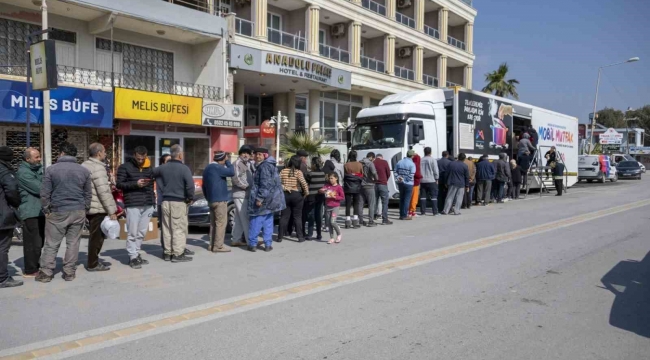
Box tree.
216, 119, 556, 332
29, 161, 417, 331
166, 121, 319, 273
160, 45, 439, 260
279, 132, 333, 160
595, 108, 625, 128
482, 63, 520, 99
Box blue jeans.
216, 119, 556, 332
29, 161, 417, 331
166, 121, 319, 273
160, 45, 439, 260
375, 184, 390, 221
398, 183, 413, 219
495, 180, 506, 201
248, 213, 274, 247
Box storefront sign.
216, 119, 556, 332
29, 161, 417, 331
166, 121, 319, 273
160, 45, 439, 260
602, 144, 621, 152
598, 128, 623, 145
201, 100, 243, 128
244, 121, 275, 138
630, 146, 650, 154
457, 91, 513, 156
0, 79, 113, 128
114, 88, 202, 125
30, 40, 58, 91
230, 44, 352, 90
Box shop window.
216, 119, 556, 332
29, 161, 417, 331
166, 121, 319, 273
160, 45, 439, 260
338, 93, 351, 102
370, 98, 381, 107
351, 106, 362, 122
296, 97, 307, 110
184, 138, 210, 176
322, 92, 338, 100
338, 104, 350, 124
351, 95, 363, 104
124, 135, 156, 165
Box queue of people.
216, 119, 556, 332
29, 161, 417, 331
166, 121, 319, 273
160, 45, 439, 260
0, 141, 565, 288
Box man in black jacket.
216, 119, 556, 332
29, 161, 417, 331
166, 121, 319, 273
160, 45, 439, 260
437, 151, 452, 213
153, 145, 195, 262
117, 146, 156, 269
0, 147, 22, 288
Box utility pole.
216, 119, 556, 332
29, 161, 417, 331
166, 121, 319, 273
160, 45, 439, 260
42, 0, 52, 167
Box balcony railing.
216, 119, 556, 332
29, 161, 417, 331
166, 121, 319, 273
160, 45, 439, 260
312, 127, 349, 143
56, 65, 221, 101
319, 44, 350, 64
268, 28, 306, 51
360, 55, 386, 73
394, 65, 415, 81
447, 36, 467, 51
235, 18, 253, 37
424, 24, 440, 40
423, 74, 439, 88
395, 12, 416, 29
446, 80, 461, 87
361, 0, 387, 17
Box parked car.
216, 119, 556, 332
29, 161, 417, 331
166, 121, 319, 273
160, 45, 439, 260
187, 189, 236, 232
616, 161, 643, 180
578, 155, 611, 183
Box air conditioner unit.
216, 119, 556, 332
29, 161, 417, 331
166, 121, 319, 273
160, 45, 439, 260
331, 23, 346, 38
398, 47, 412, 58
397, 0, 412, 9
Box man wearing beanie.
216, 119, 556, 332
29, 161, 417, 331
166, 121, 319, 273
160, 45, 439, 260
231, 145, 254, 247
202, 151, 234, 252
0, 146, 23, 288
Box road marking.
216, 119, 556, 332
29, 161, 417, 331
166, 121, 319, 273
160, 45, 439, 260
2, 199, 649, 360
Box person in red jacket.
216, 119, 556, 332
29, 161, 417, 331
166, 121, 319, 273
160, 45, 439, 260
408, 152, 423, 217
372, 154, 393, 225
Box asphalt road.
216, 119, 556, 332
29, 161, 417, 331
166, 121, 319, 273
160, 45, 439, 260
1, 178, 649, 360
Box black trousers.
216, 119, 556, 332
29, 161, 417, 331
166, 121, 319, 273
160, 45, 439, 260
437, 183, 448, 212
555, 179, 563, 195
22, 216, 45, 275
279, 191, 305, 241
86, 213, 107, 268
345, 193, 362, 217
304, 194, 324, 238
420, 182, 439, 215
0, 229, 12, 283
513, 182, 522, 199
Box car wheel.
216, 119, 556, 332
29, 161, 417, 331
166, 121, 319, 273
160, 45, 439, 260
227, 203, 236, 233
610, 174, 618, 182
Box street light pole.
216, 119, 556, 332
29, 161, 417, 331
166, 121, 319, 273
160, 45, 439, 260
270, 111, 288, 161
588, 57, 640, 154
41, 0, 52, 167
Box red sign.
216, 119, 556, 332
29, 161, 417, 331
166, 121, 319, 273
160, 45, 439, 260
244, 121, 275, 138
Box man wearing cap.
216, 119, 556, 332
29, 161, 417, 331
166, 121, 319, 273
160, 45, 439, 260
202, 151, 235, 253
231, 145, 254, 247
393, 150, 416, 220
248, 147, 285, 252
0, 146, 23, 288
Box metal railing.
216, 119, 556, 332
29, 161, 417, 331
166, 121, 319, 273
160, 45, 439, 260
268, 28, 306, 51
446, 80, 461, 87
56, 65, 222, 101
319, 44, 350, 64
361, 0, 387, 17
447, 36, 467, 51
423, 74, 439, 87
312, 127, 349, 143
165, 0, 210, 13
395, 12, 416, 29
235, 18, 253, 37
360, 55, 386, 73
424, 24, 440, 40
394, 65, 415, 81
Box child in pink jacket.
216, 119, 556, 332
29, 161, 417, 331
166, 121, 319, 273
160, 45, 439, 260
319, 173, 345, 244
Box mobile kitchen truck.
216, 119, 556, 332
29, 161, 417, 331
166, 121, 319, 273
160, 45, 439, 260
351, 88, 578, 199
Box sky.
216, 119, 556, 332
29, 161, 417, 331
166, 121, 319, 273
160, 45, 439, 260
472, 0, 650, 124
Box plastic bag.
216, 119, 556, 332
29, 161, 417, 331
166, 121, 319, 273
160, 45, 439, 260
101, 216, 120, 240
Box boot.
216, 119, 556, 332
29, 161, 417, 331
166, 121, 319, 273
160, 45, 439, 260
352, 218, 360, 229
345, 219, 352, 229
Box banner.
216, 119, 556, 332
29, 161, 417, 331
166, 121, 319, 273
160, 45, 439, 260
458, 91, 513, 157
201, 100, 243, 128
114, 88, 202, 125
0, 79, 113, 128
30, 40, 58, 91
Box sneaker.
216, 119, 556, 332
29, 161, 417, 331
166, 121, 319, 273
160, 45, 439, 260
213, 245, 232, 253
163, 254, 172, 262
345, 219, 352, 229
35, 271, 53, 283
374, 215, 381, 221
137, 255, 149, 265
63, 273, 76, 282
382, 220, 393, 225
366, 222, 377, 227
171, 254, 193, 263
0, 277, 24, 288
184, 248, 196, 256
247, 245, 257, 252
231, 240, 247, 247
22, 272, 38, 278
129, 257, 142, 269
264, 246, 273, 252
87, 263, 110, 272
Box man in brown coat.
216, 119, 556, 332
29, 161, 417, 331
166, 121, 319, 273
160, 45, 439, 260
462, 156, 477, 209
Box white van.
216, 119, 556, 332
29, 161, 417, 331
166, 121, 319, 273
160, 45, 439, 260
578, 155, 617, 183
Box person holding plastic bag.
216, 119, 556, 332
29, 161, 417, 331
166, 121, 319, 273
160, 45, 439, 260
82, 143, 118, 272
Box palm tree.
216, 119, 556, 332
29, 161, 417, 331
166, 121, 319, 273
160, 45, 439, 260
279, 132, 333, 159
482, 63, 520, 100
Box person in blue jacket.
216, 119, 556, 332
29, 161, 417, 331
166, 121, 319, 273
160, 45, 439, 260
202, 151, 235, 253
475, 155, 496, 206
247, 148, 285, 252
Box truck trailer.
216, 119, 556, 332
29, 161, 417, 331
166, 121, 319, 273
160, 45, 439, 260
352, 88, 579, 200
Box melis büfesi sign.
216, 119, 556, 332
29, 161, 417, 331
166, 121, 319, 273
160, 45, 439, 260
30, 40, 58, 91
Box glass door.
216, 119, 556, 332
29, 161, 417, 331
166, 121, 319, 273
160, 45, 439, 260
159, 137, 180, 165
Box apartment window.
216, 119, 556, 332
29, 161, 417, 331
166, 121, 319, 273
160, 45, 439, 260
267, 13, 281, 31
319, 92, 364, 140
96, 38, 173, 93
319, 29, 326, 45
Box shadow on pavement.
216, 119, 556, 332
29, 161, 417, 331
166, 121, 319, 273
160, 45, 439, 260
600, 250, 650, 338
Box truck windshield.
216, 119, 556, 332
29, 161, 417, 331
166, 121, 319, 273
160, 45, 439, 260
352, 122, 405, 149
